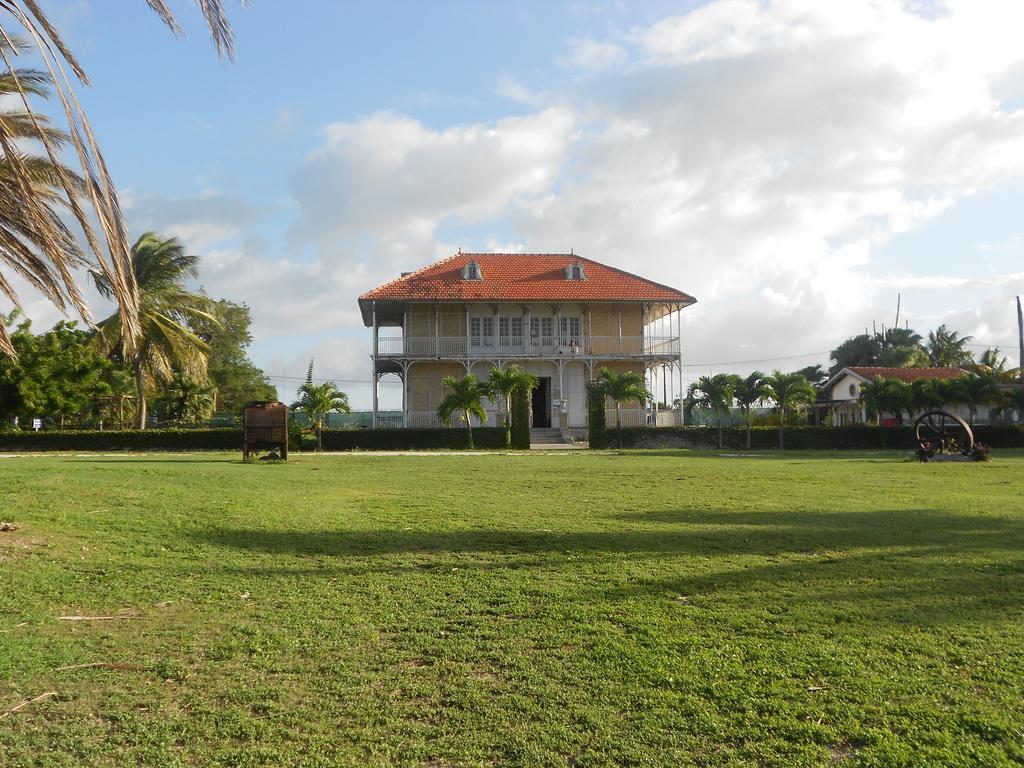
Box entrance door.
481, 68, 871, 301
531, 377, 551, 427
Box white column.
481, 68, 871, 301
402, 364, 408, 428
434, 304, 440, 355
677, 305, 684, 424
587, 305, 592, 355
372, 301, 379, 429
617, 304, 622, 354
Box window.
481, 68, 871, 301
463, 261, 482, 280
499, 317, 523, 348
565, 263, 585, 280
560, 316, 581, 345
471, 317, 494, 347
531, 317, 553, 345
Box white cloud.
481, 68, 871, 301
559, 37, 628, 72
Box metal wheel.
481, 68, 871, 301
914, 410, 974, 458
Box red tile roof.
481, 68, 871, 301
846, 366, 967, 383
359, 253, 696, 305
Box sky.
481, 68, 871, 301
11, 0, 1024, 408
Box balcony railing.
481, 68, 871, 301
377, 336, 679, 358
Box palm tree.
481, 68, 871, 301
292, 379, 351, 452
763, 371, 816, 449
946, 374, 1002, 427
686, 373, 740, 449
858, 376, 911, 424
734, 371, 772, 449
0, 55, 90, 357
93, 233, 217, 429
0, 2, 241, 360
927, 324, 973, 367
161, 372, 217, 424
595, 367, 651, 449
482, 365, 539, 448
438, 374, 487, 448
910, 378, 944, 416
974, 347, 1008, 376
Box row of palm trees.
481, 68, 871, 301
686, 371, 816, 450
859, 374, 1019, 428
436, 366, 651, 448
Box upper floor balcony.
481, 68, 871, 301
375, 335, 680, 359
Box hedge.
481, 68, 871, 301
0, 428, 241, 452
319, 427, 508, 451
606, 424, 1024, 451
587, 383, 608, 449
511, 389, 531, 450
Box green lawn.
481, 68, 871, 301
2, 450, 1023, 767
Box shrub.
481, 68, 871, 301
319, 427, 507, 451
0, 428, 241, 452
607, 424, 1024, 451
511, 389, 531, 450
587, 383, 608, 449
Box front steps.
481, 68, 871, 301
529, 428, 574, 447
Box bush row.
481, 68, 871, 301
0, 428, 242, 452
319, 427, 508, 451
607, 424, 1024, 450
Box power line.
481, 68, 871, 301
682, 351, 830, 367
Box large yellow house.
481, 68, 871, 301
358, 253, 696, 437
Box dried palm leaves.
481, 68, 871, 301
0, 1, 243, 357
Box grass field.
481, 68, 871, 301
2, 450, 1023, 767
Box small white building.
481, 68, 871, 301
823, 366, 969, 426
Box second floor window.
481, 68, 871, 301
560, 316, 581, 344
470, 316, 494, 346
499, 317, 523, 346
531, 317, 553, 343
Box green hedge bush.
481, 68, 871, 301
319, 427, 508, 451
587, 383, 608, 449
604, 424, 1024, 450
0, 428, 241, 452
511, 389, 531, 450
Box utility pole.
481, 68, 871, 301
1017, 295, 1023, 384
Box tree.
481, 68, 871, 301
794, 365, 829, 387
858, 376, 911, 424
829, 334, 882, 374
686, 373, 740, 449
927, 324, 973, 367
909, 378, 944, 415
973, 347, 1008, 376
763, 371, 816, 449
1, 3, 243, 357
945, 374, 1002, 427
291, 361, 351, 451
189, 299, 276, 411
0, 56, 91, 357
595, 367, 651, 449
93, 233, 217, 429
734, 370, 772, 449
437, 374, 487, 449
482, 365, 538, 448
157, 372, 217, 424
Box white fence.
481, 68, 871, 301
380, 408, 679, 429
